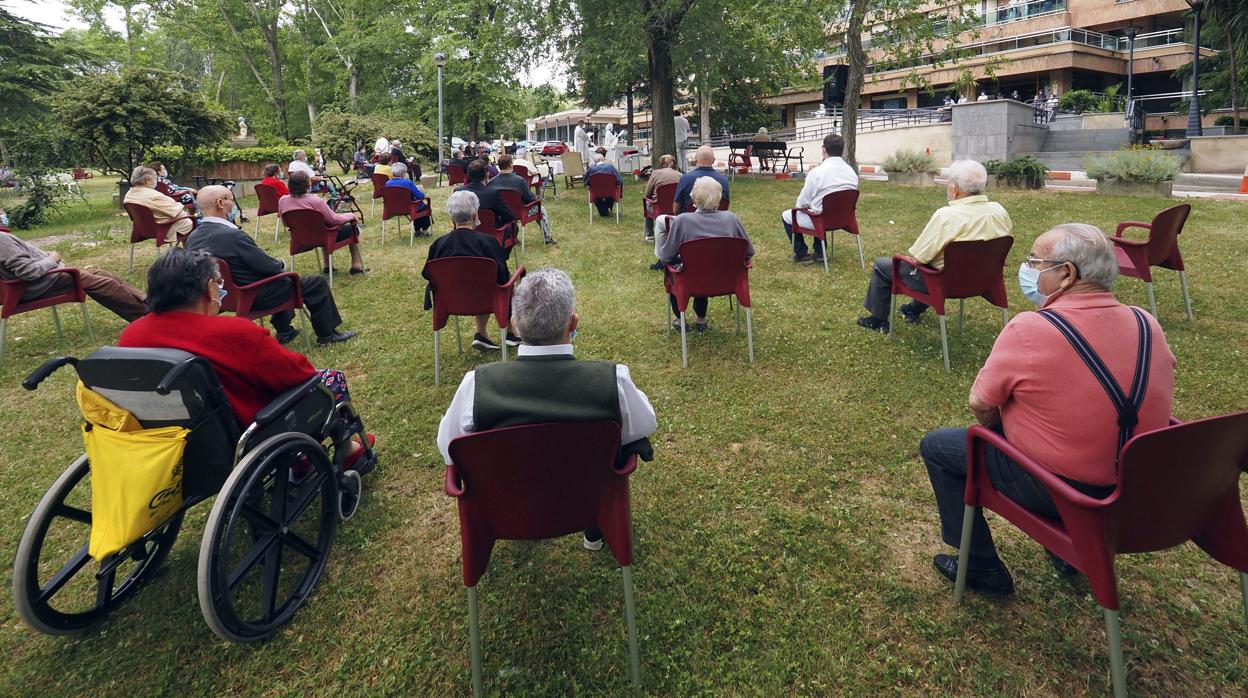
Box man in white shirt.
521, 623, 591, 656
673, 109, 691, 168
781, 134, 859, 263
288, 149, 327, 193
437, 268, 657, 551
374, 135, 390, 157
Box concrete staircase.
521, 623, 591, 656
1030, 128, 1131, 171
1173, 173, 1244, 195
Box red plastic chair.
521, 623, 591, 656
369, 172, 388, 218
889, 236, 1013, 371
280, 208, 362, 290
1111, 203, 1193, 321
957, 414, 1248, 698
475, 209, 514, 256
643, 181, 677, 223
253, 182, 283, 243
728, 145, 752, 179
681, 198, 730, 213
446, 163, 468, 188
380, 185, 414, 246
497, 189, 541, 255
421, 256, 524, 384
0, 267, 95, 366
122, 202, 194, 273
215, 258, 311, 351
444, 420, 643, 696
586, 172, 622, 225
511, 164, 542, 193
789, 189, 864, 274
663, 236, 754, 368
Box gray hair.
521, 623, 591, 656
513, 268, 575, 345
130, 166, 157, 186
1048, 223, 1118, 290
446, 190, 479, 225
293, 149, 307, 161
690, 176, 722, 211
390, 162, 408, 178
947, 160, 988, 195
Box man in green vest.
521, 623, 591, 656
437, 268, 657, 550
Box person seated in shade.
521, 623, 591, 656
487, 153, 555, 245
642, 154, 681, 244
353, 147, 370, 178
123, 166, 195, 244
919, 223, 1176, 595
0, 223, 147, 321
383, 162, 431, 237
448, 148, 471, 172
145, 161, 198, 208
657, 177, 754, 333
118, 249, 374, 462
422, 190, 520, 352
277, 171, 367, 276
259, 163, 289, 196
458, 159, 517, 253
288, 149, 328, 193
781, 133, 858, 264
186, 185, 355, 345
389, 140, 406, 166
585, 148, 623, 218
650, 146, 730, 270
436, 267, 657, 551
858, 159, 1012, 333
752, 127, 772, 171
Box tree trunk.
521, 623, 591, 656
699, 86, 712, 144
248, 1, 289, 141
349, 70, 359, 112
124, 4, 135, 63
841, 0, 869, 170
647, 31, 676, 167
626, 86, 635, 145
1227, 31, 1240, 134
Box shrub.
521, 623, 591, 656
1085, 149, 1181, 184
984, 155, 1049, 189
1213, 116, 1246, 129
882, 148, 937, 174
1058, 90, 1098, 114
314, 110, 438, 174
5, 170, 63, 229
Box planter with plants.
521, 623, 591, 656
883, 149, 938, 187
1085, 148, 1181, 198
984, 155, 1049, 190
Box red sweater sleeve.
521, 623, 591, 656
238, 321, 317, 393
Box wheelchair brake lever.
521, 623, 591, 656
22, 356, 79, 391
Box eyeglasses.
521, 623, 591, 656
1025, 256, 1066, 270
211, 277, 227, 301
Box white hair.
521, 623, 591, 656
446, 190, 479, 226
1048, 223, 1118, 290
947, 160, 988, 195
690, 176, 722, 211
130, 166, 157, 186
390, 162, 408, 178
293, 149, 307, 161
513, 268, 576, 345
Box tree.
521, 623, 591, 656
314, 109, 437, 172
570, 0, 647, 143
66, 0, 152, 64
1203, 0, 1246, 134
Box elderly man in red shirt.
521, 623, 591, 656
920, 223, 1176, 595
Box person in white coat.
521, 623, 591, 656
574, 120, 591, 164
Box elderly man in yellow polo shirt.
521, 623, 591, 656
858, 159, 1013, 332
122, 166, 195, 244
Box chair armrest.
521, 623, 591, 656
892, 254, 940, 280
615, 453, 639, 477
252, 375, 325, 428
233, 271, 301, 294
43, 267, 84, 284
966, 426, 1113, 510
1114, 221, 1151, 237
445, 464, 465, 496
1109, 236, 1148, 249
501, 266, 527, 290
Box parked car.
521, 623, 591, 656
540, 141, 570, 156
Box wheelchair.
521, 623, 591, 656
11, 346, 377, 643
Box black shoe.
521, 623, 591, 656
649, 260, 664, 270
898, 303, 924, 324
694, 321, 708, 333
793, 253, 814, 264
544, 238, 557, 245
321, 267, 332, 275
1047, 550, 1079, 578
317, 330, 357, 345
932, 553, 1015, 596
504, 331, 522, 347
857, 316, 889, 333
471, 333, 500, 351
275, 327, 300, 345
349, 267, 369, 275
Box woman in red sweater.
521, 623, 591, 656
119, 249, 373, 463
259, 163, 290, 197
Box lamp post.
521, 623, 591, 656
1184, 0, 1204, 137
1123, 25, 1141, 101
433, 52, 447, 163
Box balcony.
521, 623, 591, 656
984, 0, 1068, 26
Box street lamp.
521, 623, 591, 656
433, 52, 447, 163
1184, 0, 1204, 137
1123, 25, 1141, 101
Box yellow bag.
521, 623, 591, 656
77, 383, 189, 561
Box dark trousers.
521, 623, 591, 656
920, 427, 1113, 565
865, 256, 928, 320
783, 219, 823, 258
669, 294, 708, 319
46, 269, 147, 322
594, 198, 615, 217
255, 274, 342, 338
335, 222, 359, 242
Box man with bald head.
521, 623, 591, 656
649, 146, 731, 270
184, 186, 355, 345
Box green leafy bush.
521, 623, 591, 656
151, 145, 297, 174
5, 170, 63, 229
1057, 90, 1097, 114
983, 155, 1049, 189
314, 110, 438, 173
882, 148, 937, 174
1213, 116, 1246, 129
1085, 149, 1181, 184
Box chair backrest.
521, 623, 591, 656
254, 183, 282, 216
1110, 411, 1248, 567
1145, 203, 1190, 270
650, 182, 678, 214
447, 420, 630, 585
214, 259, 243, 314
370, 173, 389, 199
815, 189, 860, 231
381, 184, 413, 219
154, 180, 173, 197
587, 172, 619, 200
123, 202, 160, 242
423, 256, 507, 330
672, 236, 752, 304
512, 164, 531, 180
561, 152, 585, 176
447, 163, 468, 186
938, 236, 1014, 301
475, 209, 510, 249
496, 188, 532, 221
683, 197, 730, 213
281, 208, 334, 253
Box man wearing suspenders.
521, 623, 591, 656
919, 224, 1177, 596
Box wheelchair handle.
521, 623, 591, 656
155, 357, 211, 395
22, 357, 78, 391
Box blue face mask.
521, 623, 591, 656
1018, 262, 1059, 306
226, 205, 239, 224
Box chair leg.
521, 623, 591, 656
501, 334, 507, 361
1002, 307, 1009, 326
434, 329, 440, 385
300, 309, 312, 352
128, 243, 135, 273
680, 310, 688, 369
80, 303, 95, 344
615, 203, 620, 224
51, 306, 64, 341
328, 253, 334, 290
855, 234, 865, 270
888, 294, 896, 340
1179, 271, 1194, 321
938, 314, 950, 371
588, 203, 592, 225
1240, 572, 1248, 633
821, 245, 829, 275
455, 315, 463, 353
1146, 282, 1157, 318
665, 299, 672, 338
621, 565, 642, 689
733, 297, 740, 335
958, 299, 965, 334
467, 586, 484, 698
381, 217, 387, 246
520, 224, 526, 253
0, 317, 7, 365
1103, 607, 1128, 698
745, 307, 755, 363
274, 216, 280, 244
953, 504, 976, 605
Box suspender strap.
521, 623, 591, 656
1036, 307, 1152, 457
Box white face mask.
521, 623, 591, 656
1018, 262, 1061, 306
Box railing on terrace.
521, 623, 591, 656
984, 0, 1066, 26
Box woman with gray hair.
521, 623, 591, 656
122, 165, 195, 243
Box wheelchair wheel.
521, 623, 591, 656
12, 455, 184, 635
197, 432, 337, 643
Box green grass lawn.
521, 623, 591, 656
1, 175, 1245, 696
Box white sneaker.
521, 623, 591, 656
582, 534, 604, 551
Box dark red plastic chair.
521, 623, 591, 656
421, 256, 524, 384
280, 208, 362, 290
511, 164, 542, 194
444, 420, 642, 696
0, 267, 95, 366
369, 172, 388, 218
380, 185, 415, 246
497, 189, 541, 255
728, 145, 752, 178
253, 182, 283, 243
664, 236, 754, 368
789, 189, 864, 274
446, 163, 468, 188
586, 172, 622, 225
643, 181, 678, 223
889, 236, 1013, 371
215, 258, 310, 351
123, 202, 194, 273
1112, 203, 1193, 321
475, 209, 514, 256
957, 413, 1248, 697
681, 198, 730, 214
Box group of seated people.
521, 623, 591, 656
452, 154, 555, 246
